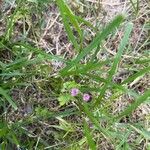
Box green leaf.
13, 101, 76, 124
16, 42, 67, 63
26, 0, 38, 3
57, 117, 74, 132
84, 121, 96, 150
63, 81, 79, 89
0, 72, 24, 77
75, 15, 98, 32
0, 61, 6, 68
56, 0, 81, 51
116, 88, 150, 119
58, 94, 72, 106
60, 15, 124, 75
65, 60, 110, 76
94, 23, 133, 107
85, 73, 139, 99
130, 124, 150, 140
122, 66, 150, 84
82, 104, 111, 139
0, 87, 18, 110
5, 0, 22, 40
135, 58, 150, 64
10, 132, 20, 147
50, 107, 79, 118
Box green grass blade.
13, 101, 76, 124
82, 103, 111, 139
108, 23, 133, 78
64, 60, 109, 75
129, 0, 139, 14
130, 125, 150, 140
50, 107, 79, 118
0, 61, 6, 68
60, 15, 124, 75
5, 0, 22, 40
94, 23, 133, 107
129, 0, 137, 12
75, 15, 98, 32
16, 43, 67, 63
86, 73, 139, 98
0, 72, 24, 77
5, 57, 45, 72
84, 121, 96, 150
122, 66, 150, 84
5, 57, 28, 68
116, 88, 150, 119
0, 87, 18, 110
56, 0, 81, 51
135, 58, 150, 64
58, 0, 82, 37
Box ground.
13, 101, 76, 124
0, 0, 150, 149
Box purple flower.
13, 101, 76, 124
83, 93, 91, 102
71, 88, 79, 96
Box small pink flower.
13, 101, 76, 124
83, 93, 91, 102
71, 88, 79, 96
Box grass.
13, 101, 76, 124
0, 0, 150, 149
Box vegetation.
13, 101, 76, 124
0, 0, 150, 149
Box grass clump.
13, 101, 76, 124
0, 0, 150, 149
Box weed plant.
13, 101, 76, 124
0, 0, 150, 149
